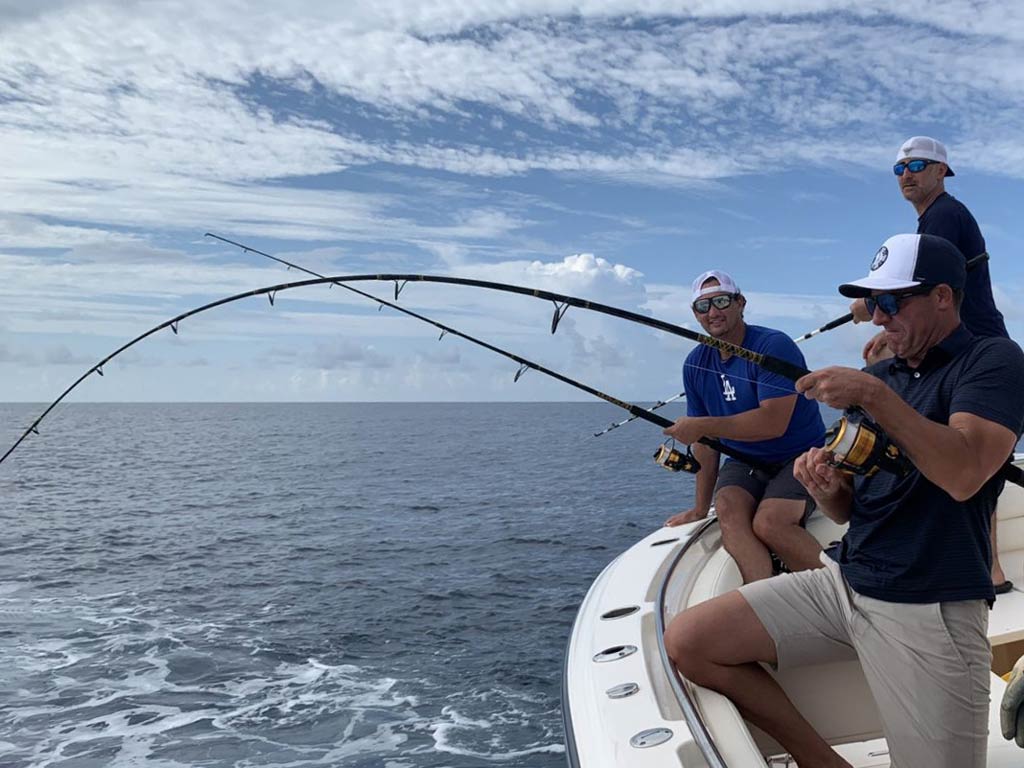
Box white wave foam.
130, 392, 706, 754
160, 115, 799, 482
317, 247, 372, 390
428, 704, 564, 760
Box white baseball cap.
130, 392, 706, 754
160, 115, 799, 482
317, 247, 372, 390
838, 234, 966, 297
896, 136, 955, 177
691, 270, 740, 303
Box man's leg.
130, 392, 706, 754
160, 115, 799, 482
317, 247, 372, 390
753, 498, 823, 573
665, 589, 853, 768
851, 595, 990, 768
715, 485, 773, 583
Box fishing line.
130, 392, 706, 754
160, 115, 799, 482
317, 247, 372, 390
680, 362, 800, 397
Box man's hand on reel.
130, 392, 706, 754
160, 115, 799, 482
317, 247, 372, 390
793, 447, 852, 504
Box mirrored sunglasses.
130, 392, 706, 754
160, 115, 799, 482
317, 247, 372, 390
864, 285, 933, 316
692, 294, 738, 314
893, 159, 940, 176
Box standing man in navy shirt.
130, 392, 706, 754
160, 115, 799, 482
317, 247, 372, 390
853, 136, 1014, 592
663, 270, 825, 583
856, 136, 1007, 357
665, 234, 1024, 768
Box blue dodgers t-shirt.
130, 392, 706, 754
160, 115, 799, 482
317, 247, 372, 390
682, 324, 825, 464
830, 326, 1024, 604
918, 192, 1008, 339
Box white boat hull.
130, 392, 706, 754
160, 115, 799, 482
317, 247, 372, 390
563, 457, 1024, 767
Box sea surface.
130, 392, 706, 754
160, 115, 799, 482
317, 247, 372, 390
0, 402, 703, 768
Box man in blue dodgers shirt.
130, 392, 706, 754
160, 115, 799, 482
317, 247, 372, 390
665, 234, 1024, 768
663, 270, 825, 584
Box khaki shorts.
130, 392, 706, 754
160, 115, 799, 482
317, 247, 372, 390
739, 553, 991, 768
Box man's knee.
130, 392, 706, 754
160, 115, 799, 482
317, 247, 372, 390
715, 490, 754, 532
664, 610, 714, 683
666, 594, 778, 687
752, 501, 804, 544
664, 609, 700, 665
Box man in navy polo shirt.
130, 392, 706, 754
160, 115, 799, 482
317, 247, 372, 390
662, 270, 825, 583
664, 234, 1024, 768
855, 135, 1014, 592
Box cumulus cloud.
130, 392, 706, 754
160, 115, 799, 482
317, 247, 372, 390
455, 252, 645, 305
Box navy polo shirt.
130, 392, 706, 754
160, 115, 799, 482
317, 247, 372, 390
683, 325, 825, 464
829, 325, 1024, 604
918, 192, 1008, 339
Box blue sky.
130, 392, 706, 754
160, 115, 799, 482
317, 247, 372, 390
3, 1, 1024, 405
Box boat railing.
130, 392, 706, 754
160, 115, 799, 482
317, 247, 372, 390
654, 515, 729, 768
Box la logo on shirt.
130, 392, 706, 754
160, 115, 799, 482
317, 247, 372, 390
720, 374, 737, 402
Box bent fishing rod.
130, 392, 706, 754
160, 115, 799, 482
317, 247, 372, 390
9, 258, 1016, 484
1, 264, 763, 472
594, 251, 993, 438
204, 233, 771, 472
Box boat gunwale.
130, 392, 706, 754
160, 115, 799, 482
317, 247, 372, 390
654, 516, 729, 768
562, 601, 583, 768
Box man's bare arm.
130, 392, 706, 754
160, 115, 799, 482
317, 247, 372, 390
680, 394, 798, 443
798, 368, 1016, 501
665, 441, 720, 527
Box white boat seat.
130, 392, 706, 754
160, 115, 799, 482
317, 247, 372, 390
992, 481, 1024, 677
996, 481, 1024, 600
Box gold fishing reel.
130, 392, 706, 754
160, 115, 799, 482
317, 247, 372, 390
653, 440, 701, 473
824, 408, 911, 477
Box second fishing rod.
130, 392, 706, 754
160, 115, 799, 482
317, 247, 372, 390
205, 233, 770, 475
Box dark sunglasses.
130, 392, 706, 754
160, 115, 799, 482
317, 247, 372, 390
693, 294, 739, 314
893, 159, 940, 176
864, 285, 934, 316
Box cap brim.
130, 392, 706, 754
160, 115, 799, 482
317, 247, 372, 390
838, 276, 922, 298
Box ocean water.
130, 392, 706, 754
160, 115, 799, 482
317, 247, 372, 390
0, 402, 699, 768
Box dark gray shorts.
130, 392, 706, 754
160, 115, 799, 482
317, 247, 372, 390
715, 456, 814, 520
